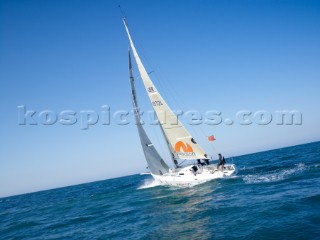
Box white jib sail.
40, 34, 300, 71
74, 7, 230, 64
123, 19, 208, 160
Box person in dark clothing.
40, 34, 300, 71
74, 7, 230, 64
204, 159, 210, 165
191, 165, 198, 176
197, 159, 206, 166
217, 153, 226, 170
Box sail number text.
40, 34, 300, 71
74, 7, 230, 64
152, 100, 163, 106
147, 87, 155, 93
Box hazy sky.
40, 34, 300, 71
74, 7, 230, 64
1, 0, 319, 198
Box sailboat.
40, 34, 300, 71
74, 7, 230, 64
123, 18, 237, 187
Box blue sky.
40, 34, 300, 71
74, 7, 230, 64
0, 0, 319, 197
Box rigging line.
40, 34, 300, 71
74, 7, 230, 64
192, 125, 216, 158
134, 70, 154, 81
153, 67, 220, 159
189, 122, 220, 159
152, 59, 216, 152
150, 69, 208, 151
127, 27, 176, 114
197, 124, 219, 156
201, 132, 219, 157
118, 5, 127, 19
137, 51, 177, 110
150, 59, 196, 116
134, 64, 169, 163
152, 70, 185, 114
152, 72, 214, 153
151, 116, 169, 164
125, 20, 184, 118
178, 159, 186, 167
130, 30, 182, 113
154, 69, 219, 154
154, 68, 221, 159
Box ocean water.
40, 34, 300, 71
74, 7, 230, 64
1, 142, 320, 239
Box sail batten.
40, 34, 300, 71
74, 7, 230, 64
124, 18, 209, 161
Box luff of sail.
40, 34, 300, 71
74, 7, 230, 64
129, 50, 170, 175
123, 19, 209, 160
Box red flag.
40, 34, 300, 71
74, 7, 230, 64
208, 135, 216, 141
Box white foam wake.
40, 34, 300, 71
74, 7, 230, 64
243, 163, 306, 184
137, 178, 162, 189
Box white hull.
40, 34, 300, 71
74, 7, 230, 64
151, 163, 238, 187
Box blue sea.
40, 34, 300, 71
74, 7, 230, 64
1, 142, 320, 239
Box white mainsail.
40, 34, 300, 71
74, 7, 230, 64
129, 50, 170, 175
124, 19, 209, 161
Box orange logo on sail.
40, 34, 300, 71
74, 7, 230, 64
175, 141, 193, 152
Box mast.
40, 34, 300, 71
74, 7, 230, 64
123, 18, 209, 163
128, 49, 170, 175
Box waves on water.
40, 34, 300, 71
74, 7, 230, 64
243, 163, 306, 184
137, 178, 163, 189
1, 141, 320, 239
